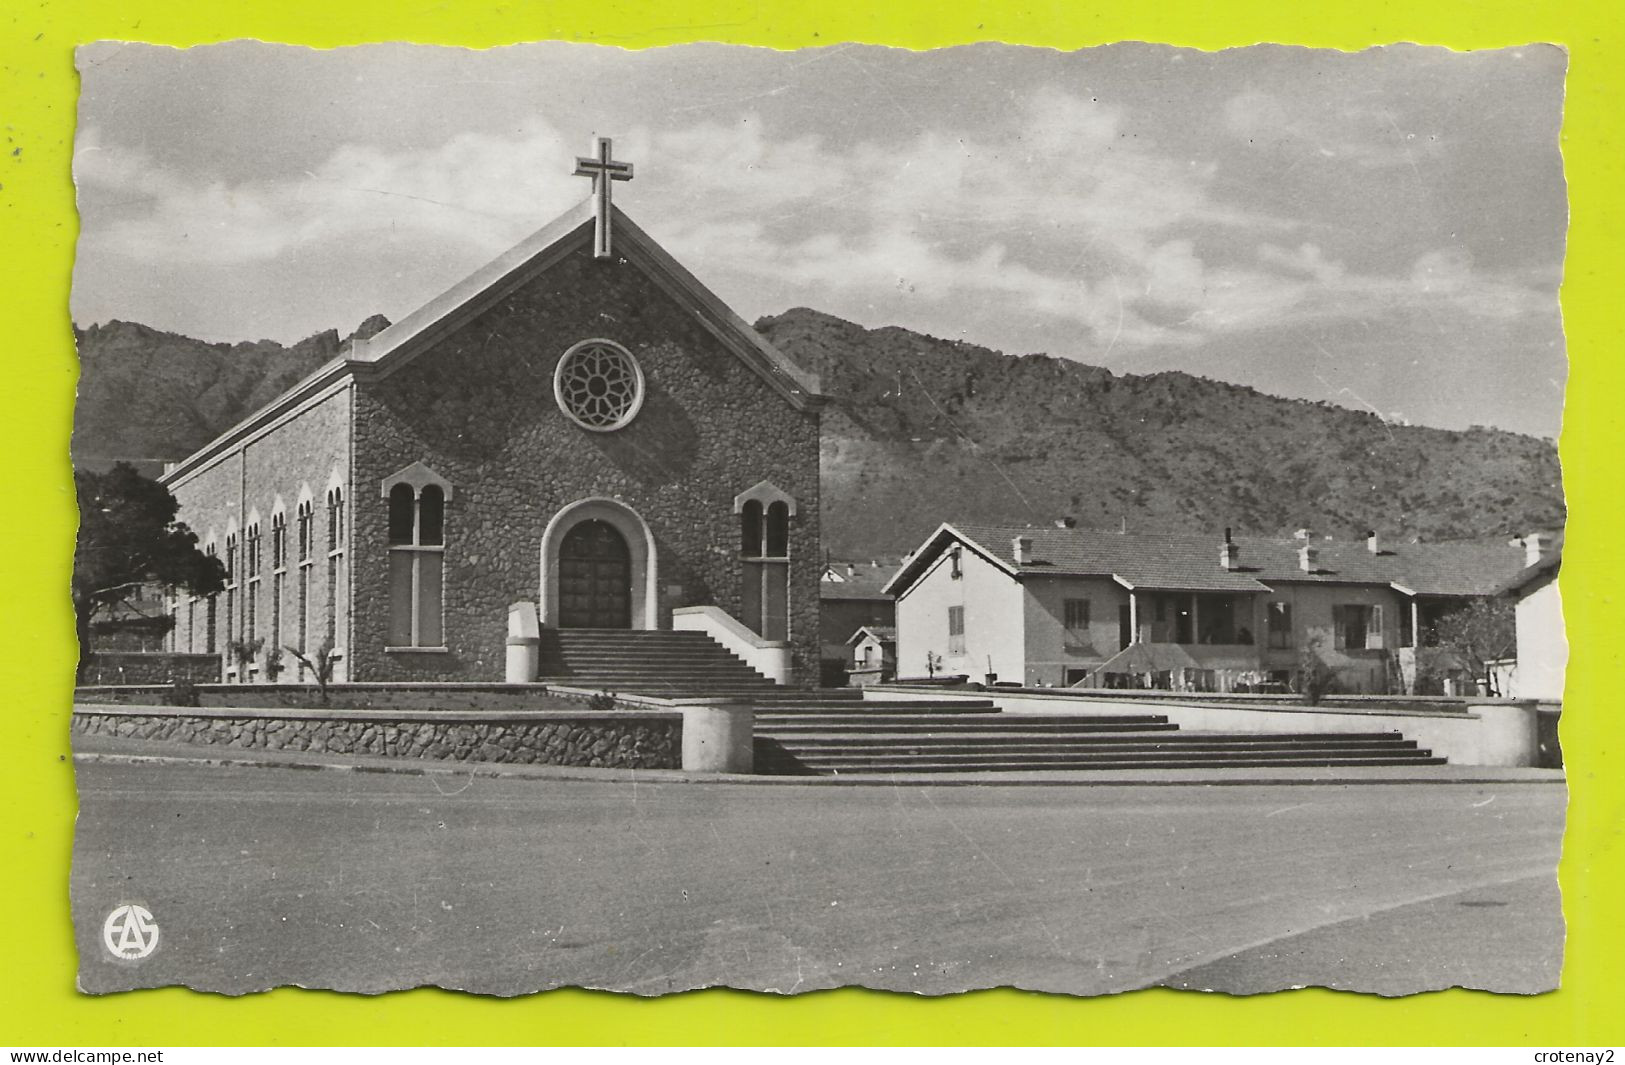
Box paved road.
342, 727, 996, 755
71, 758, 1564, 997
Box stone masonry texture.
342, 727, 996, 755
73, 710, 680, 769
349, 238, 821, 683
167, 233, 822, 686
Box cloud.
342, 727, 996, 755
1223, 89, 1448, 170
77, 86, 1550, 359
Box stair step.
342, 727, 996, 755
755, 718, 1179, 733
760, 757, 1448, 774
756, 735, 1420, 751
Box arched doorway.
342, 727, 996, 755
539, 497, 659, 631
557, 519, 632, 629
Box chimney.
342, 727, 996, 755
1524, 532, 1548, 567
1366, 529, 1381, 554
1054, 516, 1077, 529
1219, 528, 1239, 571
1013, 536, 1034, 564
1298, 543, 1319, 573
846, 563, 857, 578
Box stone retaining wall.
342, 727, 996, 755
73, 705, 681, 769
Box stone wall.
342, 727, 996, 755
73, 705, 681, 769
349, 237, 822, 684
79, 653, 219, 686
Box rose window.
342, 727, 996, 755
553, 339, 645, 431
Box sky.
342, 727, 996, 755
71, 41, 1568, 437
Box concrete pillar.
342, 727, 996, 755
680, 702, 755, 773
506, 601, 540, 684
1466, 703, 1541, 767
1128, 591, 1140, 645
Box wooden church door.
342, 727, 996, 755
558, 520, 632, 629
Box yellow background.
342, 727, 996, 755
3, 0, 1620, 1046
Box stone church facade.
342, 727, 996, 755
162, 197, 825, 684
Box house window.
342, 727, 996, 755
950, 544, 963, 580
1267, 601, 1293, 649
948, 605, 966, 655
737, 485, 795, 641
1064, 598, 1091, 632
388, 482, 446, 648
1333, 604, 1385, 650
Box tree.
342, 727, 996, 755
73, 463, 226, 678
1428, 596, 1517, 696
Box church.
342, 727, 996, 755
161, 139, 826, 685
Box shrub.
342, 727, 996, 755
164, 679, 201, 707
587, 691, 618, 713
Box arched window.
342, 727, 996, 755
295, 499, 314, 674
270, 511, 287, 669
733, 482, 796, 641
382, 464, 452, 649
223, 530, 239, 655
243, 520, 262, 668
326, 486, 347, 653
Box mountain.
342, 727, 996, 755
71, 316, 391, 476
754, 308, 1564, 558
70, 309, 1564, 558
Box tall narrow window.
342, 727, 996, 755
223, 533, 238, 655
270, 512, 287, 671
387, 481, 446, 648
296, 500, 314, 676
740, 500, 791, 640
244, 522, 262, 667
326, 487, 346, 651
734, 482, 796, 642
948, 605, 967, 655
950, 544, 963, 580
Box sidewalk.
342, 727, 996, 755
70, 732, 1567, 788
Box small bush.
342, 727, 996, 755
587, 691, 618, 713
164, 679, 201, 707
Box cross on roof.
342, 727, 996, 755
573, 136, 634, 260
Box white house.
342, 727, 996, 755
1496, 531, 1565, 701
883, 522, 1530, 693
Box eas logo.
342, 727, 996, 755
102, 903, 160, 960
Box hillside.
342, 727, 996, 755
70, 309, 1564, 558
71, 315, 390, 475
755, 308, 1564, 558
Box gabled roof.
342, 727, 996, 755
352, 201, 822, 407
162, 199, 821, 486
846, 625, 898, 646
886, 521, 1529, 599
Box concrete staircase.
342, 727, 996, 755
753, 707, 1444, 774
536, 629, 780, 692
536, 630, 1446, 775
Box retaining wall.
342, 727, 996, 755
72, 704, 682, 770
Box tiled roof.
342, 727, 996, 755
820, 561, 899, 600
891, 522, 1530, 598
